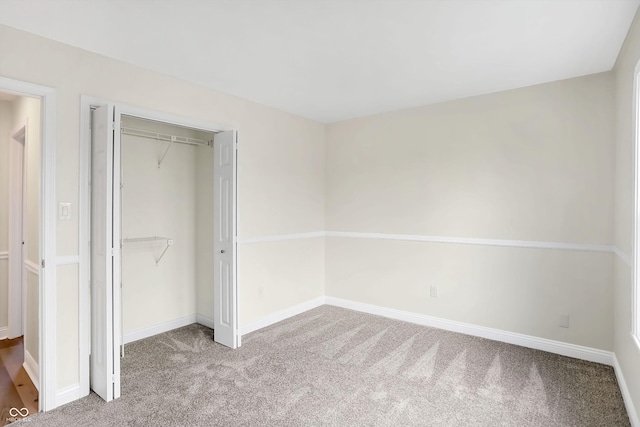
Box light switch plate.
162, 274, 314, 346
58, 202, 71, 221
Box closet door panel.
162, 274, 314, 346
213, 130, 237, 348
90, 104, 121, 401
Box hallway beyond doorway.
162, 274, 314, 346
0, 337, 37, 425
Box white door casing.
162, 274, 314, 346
90, 104, 121, 401
0, 77, 57, 412
213, 130, 238, 349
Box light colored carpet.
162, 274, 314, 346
17, 306, 629, 426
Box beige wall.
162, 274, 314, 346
0, 100, 10, 332
0, 23, 326, 392
196, 143, 215, 322
613, 7, 640, 418
326, 72, 615, 350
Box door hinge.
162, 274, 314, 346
110, 248, 115, 256
112, 374, 115, 383
41, 259, 45, 268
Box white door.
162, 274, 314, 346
8, 127, 25, 339
90, 104, 121, 401
213, 130, 238, 348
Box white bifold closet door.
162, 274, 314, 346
90, 104, 122, 401
213, 130, 238, 349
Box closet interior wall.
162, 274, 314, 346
120, 116, 215, 341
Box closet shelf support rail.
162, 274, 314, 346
122, 236, 174, 265
121, 126, 213, 146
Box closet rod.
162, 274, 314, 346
121, 126, 213, 147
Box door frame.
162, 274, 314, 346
0, 76, 57, 412
79, 95, 240, 399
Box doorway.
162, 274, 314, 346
0, 77, 56, 414
0, 79, 57, 420
81, 99, 239, 402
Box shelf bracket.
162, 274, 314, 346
122, 236, 174, 265
158, 136, 176, 168
155, 239, 173, 266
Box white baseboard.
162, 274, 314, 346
23, 349, 39, 391
56, 384, 81, 408
0, 326, 7, 340
196, 314, 214, 329
613, 354, 639, 427
324, 297, 614, 366
123, 314, 197, 344
240, 296, 326, 336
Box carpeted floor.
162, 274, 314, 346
16, 306, 630, 426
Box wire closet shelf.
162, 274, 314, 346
120, 126, 214, 168
122, 236, 174, 265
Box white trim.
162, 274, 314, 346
56, 385, 81, 408
324, 297, 614, 365
614, 354, 640, 427
0, 77, 57, 412
23, 349, 39, 391
614, 247, 633, 267
55, 255, 80, 265
78, 96, 92, 399
236, 230, 615, 254
123, 315, 197, 345
113, 102, 226, 134
240, 296, 326, 335
24, 259, 40, 275
237, 231, 325, 244
0, 327, 7, 340
327, 231, 612, 253
0, 251, 7, 260
196, 314, 215, 329
633, 58, 640, 355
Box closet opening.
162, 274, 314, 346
119, 115, 216, 351
83, 100, 238, 402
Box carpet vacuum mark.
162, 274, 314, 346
17, 305, 630, 426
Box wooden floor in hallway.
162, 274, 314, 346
0, 337, 38, 426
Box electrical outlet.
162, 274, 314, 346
430, 285, 438, 298
559, 314, 570, 328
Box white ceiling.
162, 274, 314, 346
0, 0, 637, 122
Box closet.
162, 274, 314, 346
119, 115, 216, 345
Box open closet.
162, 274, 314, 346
89, 102, 238, 402
118, 115, 216, 347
